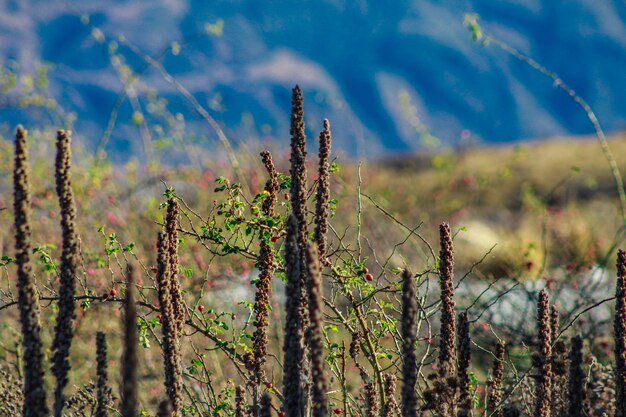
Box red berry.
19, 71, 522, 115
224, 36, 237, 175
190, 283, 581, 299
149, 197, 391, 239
271, 236, 280, 243
363, 266, 369, 275
157, 314, 162, 324
266, 382, 273, 389
279, 413, 286, 417
231, 314, 236, 320
198, 305, 205, 313
365, 273, 374, 282
334, 408, 342, 415
109, 288, 117, 297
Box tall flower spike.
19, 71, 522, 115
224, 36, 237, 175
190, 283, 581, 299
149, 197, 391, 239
314, 119, 332, 266
289, 85, 310, 411
95, 332, 111, 417
457, 312, 473, 417
306, 244, 328, 417
567, 336, 584, 417
488, 340, 506, 417
251, 151, 280, 412
282, 215, 304, 417
156, 232, 183, 416
401, 269, 418, 417
616, 249, 626, 417
52, 129, 79, 417
165, 198, 185, 337
121, 265, 139, 417
13, 126, 49, 417
534, 290, 552, 417
438, 222, 456, 377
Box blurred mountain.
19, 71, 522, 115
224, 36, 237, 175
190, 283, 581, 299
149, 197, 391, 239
1, 0, 625, 160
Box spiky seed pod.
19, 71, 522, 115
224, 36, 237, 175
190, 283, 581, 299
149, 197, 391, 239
259, 393, 272, 417
251, 151, 280, 412
282, 215, 304, 417
165, 198, 184, 337
313, 119, 332, 266
438, 223, 456, 377
235, 385, 248, 417
616, 249, 626, 417
95, 332, 111, 417
567, 336, 585, 417
289, 85, 310, 411
51, 129, 80, 417
488, 341, 506, 417
156, 232, 183, 417
457, 312, 473, 417
121, 265, 139, 417
13, 126, 49, 417
534, 290, 552, 417
364, 382, 378, 417
401, 269, 418, 417
156, 399, 173, 417
382, 375, 398, 417
306, 244, 328, 417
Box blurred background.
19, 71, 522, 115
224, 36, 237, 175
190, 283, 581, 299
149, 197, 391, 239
1, 0, 625, 162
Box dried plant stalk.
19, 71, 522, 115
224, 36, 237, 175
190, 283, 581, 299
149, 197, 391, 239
314, 119, 332, 266
382, 375, 398, 417
282, 215, 304, 417
121, 265, 139, 417
156, 232, 183, 416
401, 269, 418, 417
165, 198, 185, 337
52, 129, 80, 417
567, 336, 585, 417
534, 290, 552, 417
306, 244, 328, 417
95, 332, 111, 417
488, 340, 506, 417
13, 126, 49, 417
457, 312, 473, 417
616, 249, 626, 417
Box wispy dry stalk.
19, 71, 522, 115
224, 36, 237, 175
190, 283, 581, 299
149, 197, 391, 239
488, 340, 506, 417
457, 312, 473, 417
235, 385, 248, 417
52, 129, 79, 417
282, 214, 304, 417
567, 336, 584, 417
13, 125, 49, 417
165, 198, 184, 336
251, 150, 280, 411
616, 249, 626, 417
289, 85, 310, 412
121, 265, 139, 417
306, 244, 328, 417
95, 332, 111, 417
401, 269, 418, 417
438, 222, 456, 376
313, 119, 332, 266
259, 393, 272, 417
382, 375, 398, 417
534, 290, 552, 417
156, 232, 183, 416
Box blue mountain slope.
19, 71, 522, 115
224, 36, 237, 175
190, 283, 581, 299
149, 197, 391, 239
1, 0, 625, 160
